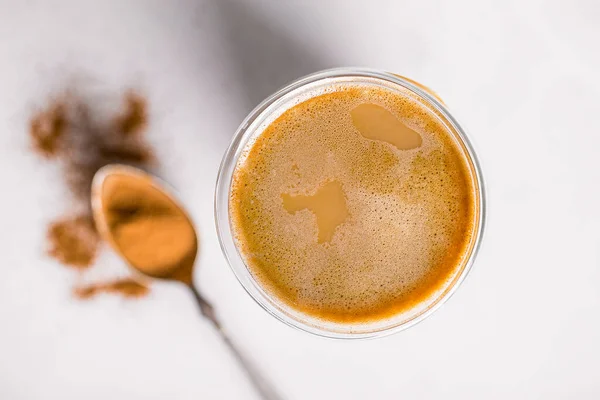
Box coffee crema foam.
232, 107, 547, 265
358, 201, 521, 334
230, 84, 478, 324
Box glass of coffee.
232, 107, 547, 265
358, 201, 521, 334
215, 68, 485, 338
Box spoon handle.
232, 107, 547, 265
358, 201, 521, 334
189, 285, 283, 400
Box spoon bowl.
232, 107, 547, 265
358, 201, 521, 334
91, 164, 197, 284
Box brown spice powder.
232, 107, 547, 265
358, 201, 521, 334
102, 173, 197, 285
116, 92, 148, 136
30, 88, 156, 299
73, 278, 149, 300
30, 102, 66, 158
63, 95, 155, 202
47, 215, 99, 269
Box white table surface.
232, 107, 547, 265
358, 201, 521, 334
1, 0, 598, 399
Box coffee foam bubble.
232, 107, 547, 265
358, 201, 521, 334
230, 83, 477, 323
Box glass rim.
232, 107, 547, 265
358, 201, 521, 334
215, 67, 486, 339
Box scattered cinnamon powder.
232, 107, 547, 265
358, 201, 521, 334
30, 102, 66, 158
74, 278, 149, 300
116, 92, 148, 136
30, 88, 156, 299
47, 215, 99, 269
63, 96, 154, 201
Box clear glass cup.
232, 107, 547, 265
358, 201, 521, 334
215, 68, 486, 339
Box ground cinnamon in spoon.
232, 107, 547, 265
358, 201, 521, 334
100, 172, 197, 285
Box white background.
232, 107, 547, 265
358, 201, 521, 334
0, 0, 598, 399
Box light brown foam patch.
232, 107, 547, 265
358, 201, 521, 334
351, 103, 422, 150
282, 180, 349, 243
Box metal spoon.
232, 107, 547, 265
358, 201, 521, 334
91, 164, 282, 400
